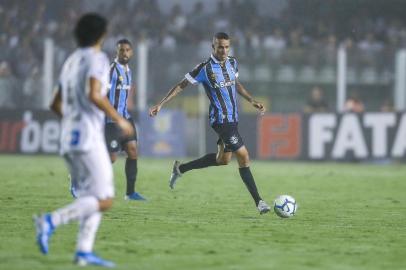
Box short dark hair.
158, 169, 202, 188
213, 32, 230, 41
116, 38, 132, 47
74, 13, 107, 47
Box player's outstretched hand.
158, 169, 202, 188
252, 100, 266, 115
149, 104, 161, 117
117, 118, 134, 136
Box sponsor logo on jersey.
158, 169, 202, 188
219, 80, 235, 88
115, 85, 131, 91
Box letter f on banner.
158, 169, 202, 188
309, 114, 336, 159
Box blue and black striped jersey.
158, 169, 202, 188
106, 60, 132, 122
185, 54, 239, 126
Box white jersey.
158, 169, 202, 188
58, 47, 110, 154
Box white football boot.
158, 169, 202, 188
169, 160, 182, 189
257, 200, 271, 214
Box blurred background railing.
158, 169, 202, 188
1, 43, 398, 113
148, 44, 398, 113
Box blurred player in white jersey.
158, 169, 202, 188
33, 13, 133, 267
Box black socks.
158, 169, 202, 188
125, 158, 137, 195
179, 153, 218, 174
239, 167, 262, 206
177, 155, 262, 206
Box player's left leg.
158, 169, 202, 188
34, 196, 101, 255
76, 211, 101, 255
123, 140, 146, 200
74, 211, 115, 267
234, 146, 270, 214
72, 141, 116, 266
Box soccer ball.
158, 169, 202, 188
273, 195, 297, 218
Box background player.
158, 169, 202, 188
105, 39, 146, 201
149, 32, 271, 214
34, 13, 133, 267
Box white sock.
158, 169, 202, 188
51, 196, 99, 227
76, 212, 102, 253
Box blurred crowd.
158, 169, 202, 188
303, 85, 395, 113
1, 0, 405, 109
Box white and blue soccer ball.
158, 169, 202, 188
273, 195, 297, 218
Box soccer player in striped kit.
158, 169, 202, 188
105, 39, 146, 201
149, 32, 271, 214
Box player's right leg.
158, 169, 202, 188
33, 213, 54, 254
34, 153, 103, 255
234, 146, 270, 214
123, 139, 147, 201
34, 194, 101, 255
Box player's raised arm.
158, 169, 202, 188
236, 80, 266, 115
149, 78, 189, 117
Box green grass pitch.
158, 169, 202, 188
0, 155, 405, 270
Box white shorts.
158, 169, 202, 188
64, 140, 114, 200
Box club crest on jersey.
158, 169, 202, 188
230, 135, 239, 145
110, 140, 118, 149
118, 76, 124, 82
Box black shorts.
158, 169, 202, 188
212, 123, 244, 152
105, 118, 137, 153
